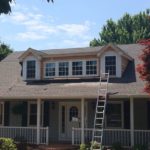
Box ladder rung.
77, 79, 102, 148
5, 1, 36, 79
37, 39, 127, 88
96, 111, 104, 114
96, 117, 103, 120
95, 124, 103, 126
94, 136, 102, 138
97, 106, 104, 108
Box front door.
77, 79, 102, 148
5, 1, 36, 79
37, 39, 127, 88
59, 102, 81, 141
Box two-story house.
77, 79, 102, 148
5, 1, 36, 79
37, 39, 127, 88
0, 43, 149, 148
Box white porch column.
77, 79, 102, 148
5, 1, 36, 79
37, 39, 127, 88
81, 98, 85, 144
130, 97, 134, 147
37, 98, 41, 144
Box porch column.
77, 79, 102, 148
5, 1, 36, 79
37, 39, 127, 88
130, 96, 134, 147
81, 98, 85, 144
37, 98, 41, 144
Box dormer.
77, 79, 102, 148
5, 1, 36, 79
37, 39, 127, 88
98, 44, 133, 77
19, 48, 47, 80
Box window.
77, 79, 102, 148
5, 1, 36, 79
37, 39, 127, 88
26, 60, 36, 79
86, 60, 97, 75
45, 63, 55, 77
28, 103, 43, 126
69, 106, 78, 121
72, 61, 82, 75
29, 103, 37, 126
106, 102, 123, 128
105, 56, 116, 76
59, 62, 69, 76
0, 103, 4, 125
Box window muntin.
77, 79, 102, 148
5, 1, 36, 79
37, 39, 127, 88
59, 62, 69, 76
86, 60, 97, 75
26, 60, 36, 79
0, 103, 4, 125
72, 61, 83, 75
69, 106, 78, 121
105, 56, 116, 76
45, 63, 55, 77
106, 103, 122, 128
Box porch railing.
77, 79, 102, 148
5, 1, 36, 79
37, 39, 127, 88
134, 130, 150, 145
72, 128, 150, 147
0, 126, 49, 145
72, 128, 131, 146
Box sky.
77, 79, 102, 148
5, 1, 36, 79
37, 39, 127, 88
0, 0, 149, 51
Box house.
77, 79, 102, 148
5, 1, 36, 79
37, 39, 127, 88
0, 43, 149, 147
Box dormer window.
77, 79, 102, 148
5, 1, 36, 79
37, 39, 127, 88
26, 60, 36, 79
59, 62, 69, 76
72, 61, 83, 75
45, 63, 55, 77
105, 56, 116, 76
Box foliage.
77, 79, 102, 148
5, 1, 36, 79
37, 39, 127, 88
0, 42, 13, 61
91, 141, 101, 149
136, 39, 150, 94
132, 144, 148, 150
0, 138, 17, 150
111, 142, 122, 150
80, 144, 88, 150
90, 9, 150, 46
0, 0, 54, 15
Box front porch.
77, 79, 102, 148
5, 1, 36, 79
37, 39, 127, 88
0, 97, 150, 147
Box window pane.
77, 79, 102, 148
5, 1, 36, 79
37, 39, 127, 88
45, 63, 55, 77
72, 61, 82, 75
27, 60, 36, 79
29, 104, 37, 126
59, 62, 69, 76
106, 103, 122, 128
86, 60, 97, 75
105, 56, 116, 75
0, 104, 3, 125
69, 106, 78, 121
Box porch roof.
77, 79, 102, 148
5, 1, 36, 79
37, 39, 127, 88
0, 44, 148, 100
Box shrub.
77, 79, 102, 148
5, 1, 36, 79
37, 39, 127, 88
133, 144, 148, 150
80, 144, 87, 150
0, 138, 17, 150
112, 142, 122, 150
91, 141, 102, 149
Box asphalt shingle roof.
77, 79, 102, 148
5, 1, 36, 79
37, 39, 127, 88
0, 44, 148, 99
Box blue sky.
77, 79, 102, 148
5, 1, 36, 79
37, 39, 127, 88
0, 0, 149, 51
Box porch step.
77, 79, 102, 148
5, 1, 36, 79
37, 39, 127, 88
33, 144, 78, 150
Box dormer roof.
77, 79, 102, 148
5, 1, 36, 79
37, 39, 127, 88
18, 48, 47, 61
97, 43, 133, 60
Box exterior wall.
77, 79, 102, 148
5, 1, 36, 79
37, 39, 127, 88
134, 99, 148, 129
9, 102, 22, 126
121, 56, 129, 74
23, 56, 41, 80
100, 50, 122, 77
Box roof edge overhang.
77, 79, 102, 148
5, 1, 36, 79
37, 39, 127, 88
0, 94, 149, 100
97, 43, 133, 61
18, 48, 46, 62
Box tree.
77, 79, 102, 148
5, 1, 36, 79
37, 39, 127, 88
0, 42, 13, 61
90, 9, 150, 46
137, 39, 150, 94
0, 0, 54, 15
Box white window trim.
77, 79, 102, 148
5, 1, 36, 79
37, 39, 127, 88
105, 101, 124, 129
0, 102, 4, 126
28, 101, 44, 127
44, 59, 98, 79
105, 55, 117, 77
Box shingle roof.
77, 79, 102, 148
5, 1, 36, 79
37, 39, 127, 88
0, 44, 148, 99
